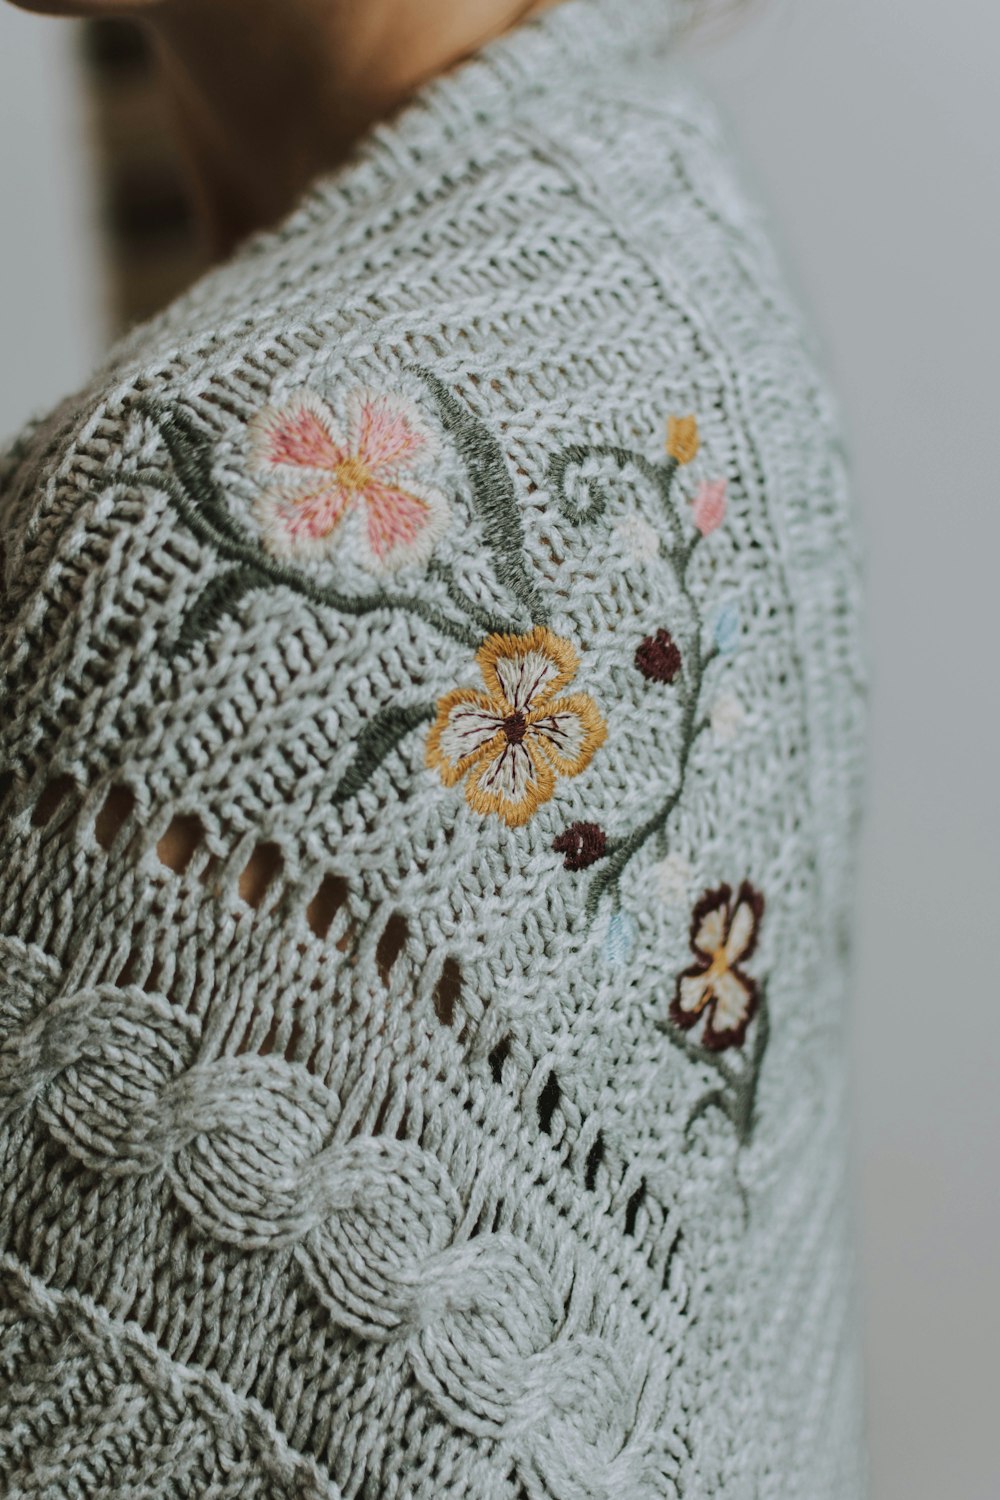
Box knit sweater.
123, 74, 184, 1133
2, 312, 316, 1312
0, 1, 868, 1495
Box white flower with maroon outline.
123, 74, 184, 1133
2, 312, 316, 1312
248, 387, 449, 573
669, 881, 765, 1050
426, 627, 607, 828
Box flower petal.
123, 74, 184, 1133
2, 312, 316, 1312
605, 909, 638, 966
710, 692, 745, 745
666, 414, 700, 466
253, 481, 352, 558
712, 969, 753, 1030
702, 968, 758, 1050
692, 478, 728, 536
614, 514, 660, 564
359, 478, 449, 573
690, 886, 731, 960
713, 603, 741, 655
527, 692, 607, 777
477, 627, 579, 713
426, 689, 505, 786
464, 738, 555, 827
349, 390, 437, 477
249, 392, 346, 473
670, 964, 713, 1027
653, 854, 692, 907
724, 882, 765, 964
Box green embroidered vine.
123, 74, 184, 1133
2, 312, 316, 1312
546, 426, 723, 921
659, 987, 770, 1147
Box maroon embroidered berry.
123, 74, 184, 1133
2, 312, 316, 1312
553, 821, 607, 871
634, 629, 682, 684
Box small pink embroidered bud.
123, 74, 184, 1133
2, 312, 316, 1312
692, 478, 727, 535
634, 628, 682, 684
666, 415, 700, 465
553, 821, 607, 871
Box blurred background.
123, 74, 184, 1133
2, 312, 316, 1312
0, 1, 997, 1495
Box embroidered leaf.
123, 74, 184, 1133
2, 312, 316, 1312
172, 565, 261, 658
143, 401, 246, 548
417, 371, 548, 626
332, 701, 437, 806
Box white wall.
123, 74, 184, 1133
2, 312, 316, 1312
0, 7, 101, 446
1, 3, 997, 1497
693, 3, 1000, 1498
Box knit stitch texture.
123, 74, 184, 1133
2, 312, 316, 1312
0, 1, 868, 1495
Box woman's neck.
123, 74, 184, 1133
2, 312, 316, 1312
148, 0, 556, 259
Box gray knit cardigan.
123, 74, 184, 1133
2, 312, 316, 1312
0, 1, 868, 1495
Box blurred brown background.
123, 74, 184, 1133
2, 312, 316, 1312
78, 18, 203, 333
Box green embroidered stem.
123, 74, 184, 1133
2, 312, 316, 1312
427, 560, 522, 639
331, 701, 437, 806
417, 371, 548, 627
586, 585, 714, 921
673, 531, 701, 579
658, 987, 771, 1148
585, 657, 707, 920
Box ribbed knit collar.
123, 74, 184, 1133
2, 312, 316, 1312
95, 0, 686, 382
350, 0, 686, 179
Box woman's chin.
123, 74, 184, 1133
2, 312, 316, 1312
5, 0, 161, 15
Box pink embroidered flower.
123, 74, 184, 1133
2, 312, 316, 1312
669, 881, 764, 1050
426, 627, 607, 828
248, 388, 449, 572
692, 478, 727, 536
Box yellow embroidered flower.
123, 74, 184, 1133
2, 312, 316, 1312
666, 414, 700, 465
426, 627, 607, 828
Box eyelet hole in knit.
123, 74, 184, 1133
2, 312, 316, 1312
238, 841, 283, 909
116, 946, 142, 988
143, 955, 163, 994
433, 957, 462, 1028
94, 784, 136, 850
305, 872, 348, 941
375, 912, 408, 987
584, 1132, 605, 1191
488, 1037, 511, 1085
623, 1180, 647, 1239
0, 769, 15, 808
156, 813, 204, 874
240, 1009, 306, 1067
537, 1071, 561, 1135
30, 774, 75, 827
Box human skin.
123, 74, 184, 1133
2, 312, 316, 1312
6, 0, 560, 255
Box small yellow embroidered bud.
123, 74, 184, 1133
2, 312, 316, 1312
666, 415, 700, 465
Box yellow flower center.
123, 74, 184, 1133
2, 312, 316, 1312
706, 945, 731, 982
335, 455, 373, 491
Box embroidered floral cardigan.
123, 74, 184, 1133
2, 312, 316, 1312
0, 2, 868, 1496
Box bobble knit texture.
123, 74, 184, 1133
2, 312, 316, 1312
0, 1, 868, 1495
